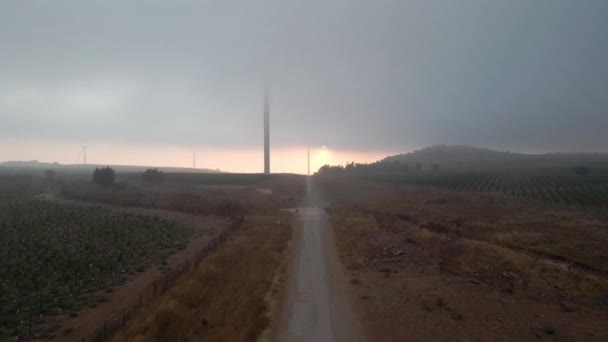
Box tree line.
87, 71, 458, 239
92, 167, 165, 186
317, 161, 437, 175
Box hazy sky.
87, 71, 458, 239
1, 1, 607, 171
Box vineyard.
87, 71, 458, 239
0, 200, 193, 340
363, 171, 608, 206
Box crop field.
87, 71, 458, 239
121, 172, 277, 186
363, 171, 608, 206
0, 200, 193, 340
0, 174, 39, 199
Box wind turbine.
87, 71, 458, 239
193, 149, 196, 169
307, 146, 311, 176
77, 145, 88, 165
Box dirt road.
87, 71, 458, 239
274, 179, 365, 342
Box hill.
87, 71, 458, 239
382, 145, 608, 172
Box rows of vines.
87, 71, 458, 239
364, 172, 608, 207
0, 200, 193, 340
448, 174, 608, 206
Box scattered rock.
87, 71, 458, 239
404, 237, 416, 244
501, 271, 518, 281
560, 300, 576, 312
350, 278, 362, 285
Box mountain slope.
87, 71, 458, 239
382, 145, 608, 171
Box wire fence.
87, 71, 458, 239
86, 217, 244, 342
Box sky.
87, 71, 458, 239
1, 0, 607, 173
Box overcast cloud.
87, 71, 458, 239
1, 0, 607, 153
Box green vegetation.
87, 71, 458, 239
360, 171, 608, 207
542, 324, 557, 335
142, 168, 164, 183
0, 174, 37, 199
572, 165, 590, 176
44, 169, 56, 179
93, 167, 116, 187
0, 200, 192, 340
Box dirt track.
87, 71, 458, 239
274, 179, 365, 342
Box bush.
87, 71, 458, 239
142, 168, 164, 183
93, 167, 116, 187
572, 165, 590, 176
44, 169, 56, 178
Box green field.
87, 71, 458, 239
363, 171, 608, 207
0, 200, 192, 339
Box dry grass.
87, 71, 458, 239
320, 176, 608, 341
61, 176, 306, 218
332, 208, 608, 306
113, 211, 292, 342
61, 181, 248, 217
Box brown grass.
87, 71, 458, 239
332, 207, 608, 306
113, 211, 292, 342
320, 176, 608, 341
61, 181, 249, 217
61, 175, 307, 218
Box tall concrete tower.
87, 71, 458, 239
307, 147, 310, 176
263, 89, 270, 174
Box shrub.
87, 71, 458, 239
572, 165, 590, 176
92, 167, 116, 187
44, 169, 56, 178
542, 324, 556, 335
142, 168, 165, 183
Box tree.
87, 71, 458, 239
431, 164, 440, 171
415, 163, 423, 171
142, 168, 164, 183
93, 167, 116, 187
572, 165, 590, 176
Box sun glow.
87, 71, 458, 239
0, 140, 396, 174
317, 146, 331, 165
